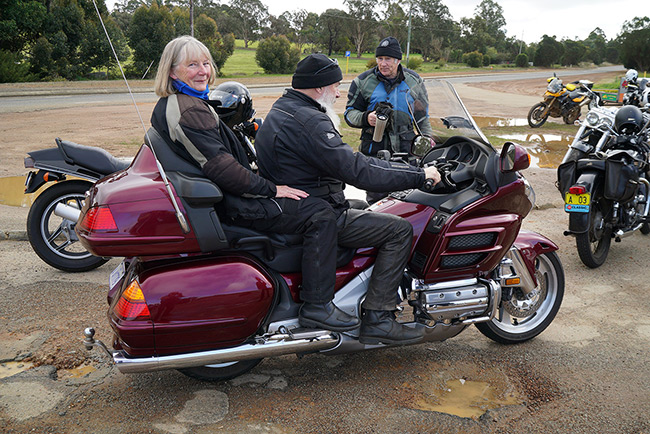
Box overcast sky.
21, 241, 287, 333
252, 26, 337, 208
107, 0, 642, 44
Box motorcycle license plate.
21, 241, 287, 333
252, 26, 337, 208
109, 261, 126, 289
565, 192, 590, 213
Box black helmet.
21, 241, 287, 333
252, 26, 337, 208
208, 81, 254, 128
614, 105, 644, 134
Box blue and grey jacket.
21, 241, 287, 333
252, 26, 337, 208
345, 65, 433, 156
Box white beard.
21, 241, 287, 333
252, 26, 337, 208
317, 92, 341, 132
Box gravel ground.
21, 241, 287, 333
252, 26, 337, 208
1, 72, 649, 433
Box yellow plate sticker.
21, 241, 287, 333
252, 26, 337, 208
564, 192, 590, 213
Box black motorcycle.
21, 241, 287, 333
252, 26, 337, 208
24, 138, 131, 272
557, 104, 650, 268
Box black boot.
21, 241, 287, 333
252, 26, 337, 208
299, 301, 360, 331
359, 310, 423, 345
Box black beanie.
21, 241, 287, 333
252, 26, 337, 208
292, 54, 343, 89
375, 37, 402, 60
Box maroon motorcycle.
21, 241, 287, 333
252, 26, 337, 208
77, 80, 564, 382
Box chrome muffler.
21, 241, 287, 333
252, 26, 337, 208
54, 202, 82, 222
83, 327, 339, 374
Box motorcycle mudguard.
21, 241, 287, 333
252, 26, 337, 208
513, 229, 559, 286
568, 171, 601, 234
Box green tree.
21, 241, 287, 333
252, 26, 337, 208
128, 3, 175, 76
617, 17, 650, 72
194, 13, 235, 72
410, 0, 456, 62
562, 39, 586, 66
229, 0, 269, 48
344, 0, 377, 58
0, 50, 33, 83
535, 35, 564, 67
584, 28, 607, 65
515, 53, 528, 68
380, 2, 407, 47
0, 0, 47, 52
462, 51, 483, 68
319, 9, 348, 56
255, 35, 300, 74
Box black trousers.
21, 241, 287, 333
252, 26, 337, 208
249, 197, 412, 311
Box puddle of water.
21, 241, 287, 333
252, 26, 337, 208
411, 379, 522, 419
496, 133, 572, 169
0, 176, 39, 207
474, 117, 529, 128
0, 361, 35, 379
61, 365, 97, 378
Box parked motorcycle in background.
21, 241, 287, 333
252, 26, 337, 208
528, 74, 602, 128
622, 69, 650, 108
23, 139, 131, 272
557, 104, 650, 268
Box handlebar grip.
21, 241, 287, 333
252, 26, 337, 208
423, 178, 436, 192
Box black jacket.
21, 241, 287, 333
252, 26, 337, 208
255, 89, 426, 212
151, 93, 281, 221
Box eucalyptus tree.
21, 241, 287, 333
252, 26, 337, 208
344, 0, 377, 58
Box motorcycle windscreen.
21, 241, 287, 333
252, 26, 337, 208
409, 79, 493, 149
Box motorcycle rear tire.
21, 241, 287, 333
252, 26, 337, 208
527, 102, 549, 128
177, 359, 262, 382
27, 181, 108, 272
476, 251, 564, 344
575, 189, 612, 268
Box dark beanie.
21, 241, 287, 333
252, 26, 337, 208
375, 37, 402, 60
292, 54, 343, 89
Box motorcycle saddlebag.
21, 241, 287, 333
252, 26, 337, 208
557, 161, 577, 196
604, 158, 639, 201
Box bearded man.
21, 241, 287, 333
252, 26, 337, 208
254, 54, 441, 345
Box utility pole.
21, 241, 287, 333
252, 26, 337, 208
190, 0, 194, 37
405, 3, 412, 66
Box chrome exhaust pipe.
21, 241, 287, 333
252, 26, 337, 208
54, 202, 81, 222
84, 328, 339, 374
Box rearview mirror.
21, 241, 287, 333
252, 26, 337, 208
411, 135, 432, 157
500, 141, 530, 172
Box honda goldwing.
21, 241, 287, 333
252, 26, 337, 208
78, 80, 564, 382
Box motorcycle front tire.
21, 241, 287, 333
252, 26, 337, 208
476, 251, 564, 344
27, 180, 108, 272
527, 102, 549, 128
574, 188, 612, 268
177, 359, 262, 382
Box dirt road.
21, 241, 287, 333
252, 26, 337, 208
1, 71, 649, 434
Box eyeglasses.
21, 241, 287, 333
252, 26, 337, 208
314, 58, 339, 74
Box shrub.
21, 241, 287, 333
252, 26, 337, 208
462, 51, 483, 68
255, 35, 300, 74
366, 58, 377, 69
515, 53, 529, 68
0, 50, 34, 83
406, 57, 423, 70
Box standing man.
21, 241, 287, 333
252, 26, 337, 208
255, 54, 441, 345
345, 36, 434, 204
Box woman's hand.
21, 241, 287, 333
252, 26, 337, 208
275, 185, 309, 200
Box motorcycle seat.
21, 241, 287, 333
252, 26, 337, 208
56, 139, 131, 175
221, 223, 356, 273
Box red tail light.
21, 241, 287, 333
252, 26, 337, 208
81, 206, 117, 231
114, 280, 151, 320
569, 186, 587, 195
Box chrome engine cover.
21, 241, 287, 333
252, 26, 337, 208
410, 278, 491, 323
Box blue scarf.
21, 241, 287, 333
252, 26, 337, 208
173, 79, 210, 100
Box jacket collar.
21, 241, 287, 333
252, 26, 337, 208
284, 88, 327, 113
